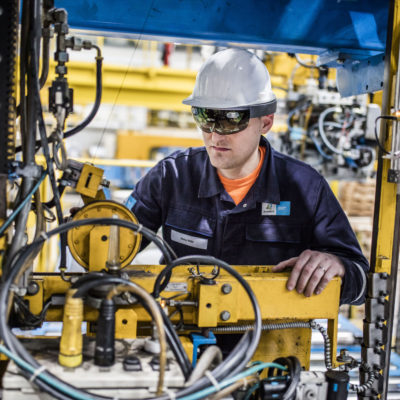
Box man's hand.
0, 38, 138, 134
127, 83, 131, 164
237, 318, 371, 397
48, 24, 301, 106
271, 250, 345, 297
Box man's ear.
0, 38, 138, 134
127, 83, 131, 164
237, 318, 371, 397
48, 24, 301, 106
260, 114, 274, 134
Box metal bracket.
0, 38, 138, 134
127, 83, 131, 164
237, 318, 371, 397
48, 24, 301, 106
367, 273, 390, 298
9, 162, 43, 180
361, 345, 386, 370
365, 298, 389, 323
388, 168, 400, 183
363, 322, 388, 347
319, 52, 385, 97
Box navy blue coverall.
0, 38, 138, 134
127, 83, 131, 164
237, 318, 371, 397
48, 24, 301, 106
127, 136, 369, 305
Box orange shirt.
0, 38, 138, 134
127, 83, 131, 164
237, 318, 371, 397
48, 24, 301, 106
218, 146, 266, 205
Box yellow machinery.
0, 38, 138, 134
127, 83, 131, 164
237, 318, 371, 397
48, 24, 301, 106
1, 0, 399, 399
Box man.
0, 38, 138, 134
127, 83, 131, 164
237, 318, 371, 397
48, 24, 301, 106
127, 48, 369, 305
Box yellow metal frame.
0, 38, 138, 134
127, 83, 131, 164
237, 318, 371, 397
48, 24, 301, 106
373, 1, 400, 276
26, 265, 341, 369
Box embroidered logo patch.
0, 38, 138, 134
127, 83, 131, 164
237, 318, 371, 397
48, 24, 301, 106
262, 201, 291, 216
125, 195, 137, 209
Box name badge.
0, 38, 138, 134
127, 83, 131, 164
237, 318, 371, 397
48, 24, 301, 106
171, 229, 208, 250
262, 201, 291, 216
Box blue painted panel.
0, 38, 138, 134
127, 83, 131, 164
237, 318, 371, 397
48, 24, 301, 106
56, 0, 389, 57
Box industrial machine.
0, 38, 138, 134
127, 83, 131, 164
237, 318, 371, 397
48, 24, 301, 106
0, 0, 399, 399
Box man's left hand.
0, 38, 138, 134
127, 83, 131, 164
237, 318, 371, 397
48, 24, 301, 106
271, 250, 345, 297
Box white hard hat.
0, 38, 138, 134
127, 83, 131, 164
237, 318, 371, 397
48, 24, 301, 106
183, 48, 277, 116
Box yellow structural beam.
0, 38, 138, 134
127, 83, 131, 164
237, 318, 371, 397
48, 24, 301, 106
116, 131, 203, 159
41, 60, 197, 112
373, 1, 400, 274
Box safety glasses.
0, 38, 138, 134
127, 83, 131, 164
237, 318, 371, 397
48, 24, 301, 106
191, 107, 250, 135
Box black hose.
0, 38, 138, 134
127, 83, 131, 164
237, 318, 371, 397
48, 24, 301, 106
268, 357, 301, 400
0, 222, 261, 400
158, 304, 192, 379
64, 52, 102, 139
374, 115, 396, 155
71, 274, 192, 378
0, 235, 261, 400
153, 255, 263, 379
15, 46, 103, 154
32, 30, 67, 273
43, 185, 66, 209
39, 33, 50, 88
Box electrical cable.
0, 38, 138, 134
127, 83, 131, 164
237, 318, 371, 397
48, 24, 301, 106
153, 255, 262, 380
32, 27, 68, 273
106, 283, 167, 395
0, 170, 47, 237
71, 276, 191, 380
64, 47, 103, 139
374, 115, 397, 155
295, 54, 318, 69
43, 185, 66, 209
159, 303, 193, 379
69, 276, 188, 384
0, 232, 260, 400
13, 296, 52, 327
308, 124, 333, 160
185, 346, 223, 386
39, 32, 50, 88
267, 356, 301, 400
15, 43, 103, 153
208, 375, 258, 400
177, 362, 285, 400
69, 274, 192, 379
318, 107, 345, 155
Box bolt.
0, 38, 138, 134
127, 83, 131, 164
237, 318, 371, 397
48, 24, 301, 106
27, 281, 40, 296
221, 284, 232, 294
220, 311, 231, 321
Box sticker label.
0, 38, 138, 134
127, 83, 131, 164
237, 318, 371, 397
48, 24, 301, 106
164, 282, 188, 292
262, 201, 291, 216
125, 195, 137, 209
171, 229, 208, 250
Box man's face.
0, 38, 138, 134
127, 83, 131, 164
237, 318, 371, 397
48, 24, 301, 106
202, 114, 274, 179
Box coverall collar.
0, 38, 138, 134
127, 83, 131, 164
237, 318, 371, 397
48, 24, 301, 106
198, 135, 281, 204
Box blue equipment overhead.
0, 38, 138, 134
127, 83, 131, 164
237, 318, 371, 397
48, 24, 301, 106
57, 0, 390, 96
57, 0, 388, 58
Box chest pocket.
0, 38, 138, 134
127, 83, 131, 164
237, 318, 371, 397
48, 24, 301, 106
165, 208, 215, 254
246, 222, 304, 243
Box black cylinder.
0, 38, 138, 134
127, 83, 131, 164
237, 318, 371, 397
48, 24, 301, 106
94, 298, 115, 366
326, 370, 349, 400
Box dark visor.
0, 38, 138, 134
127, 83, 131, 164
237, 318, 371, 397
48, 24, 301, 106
191, 107, 250, 135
